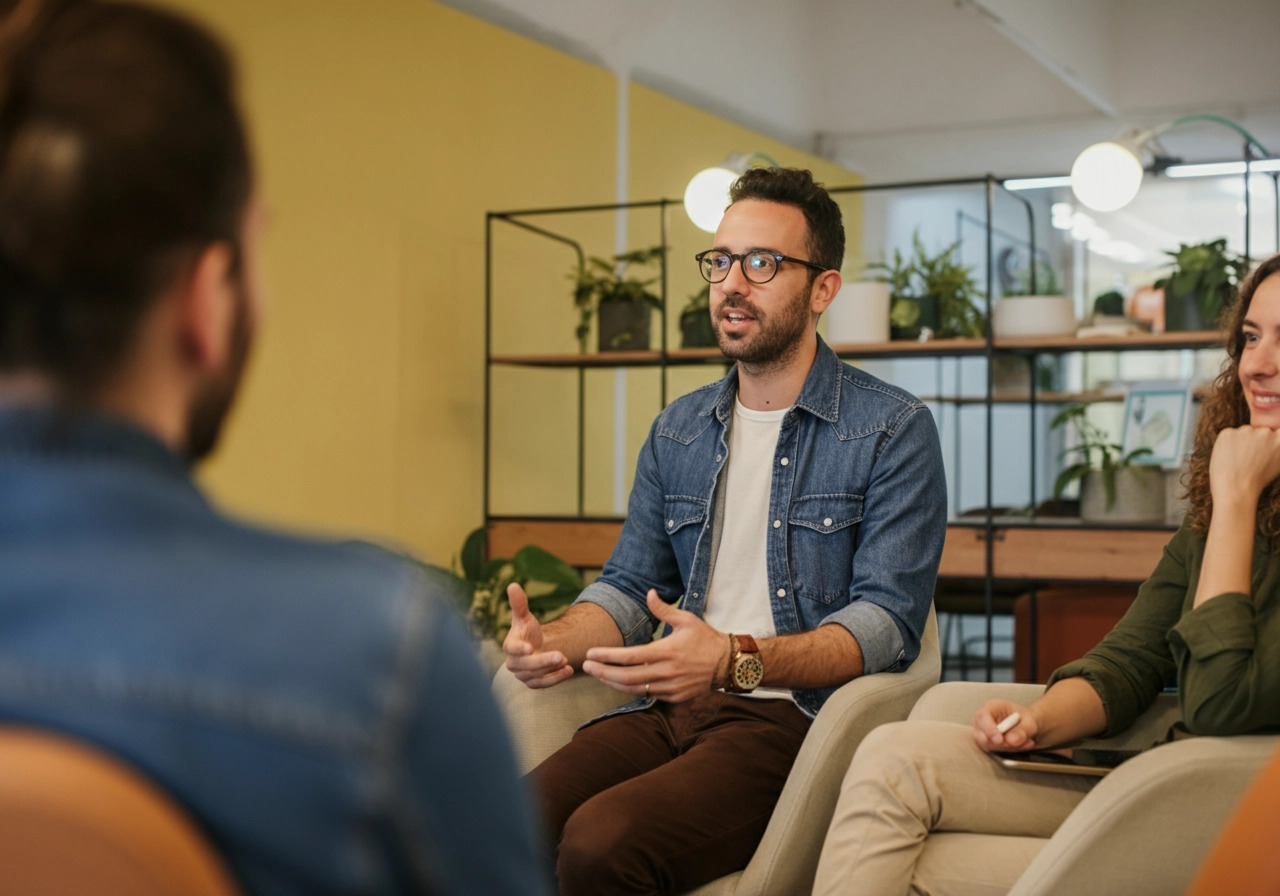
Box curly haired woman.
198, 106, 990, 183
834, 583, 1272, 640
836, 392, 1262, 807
813, 252, 1280, 896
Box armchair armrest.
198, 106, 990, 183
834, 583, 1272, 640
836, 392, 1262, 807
691, 606, 941, 895
492, 667, 630, 775
909, 680, 1044, 724
1008, 734, 1280, 896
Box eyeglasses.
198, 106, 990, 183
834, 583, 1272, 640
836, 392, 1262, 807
695, 249, 829, 285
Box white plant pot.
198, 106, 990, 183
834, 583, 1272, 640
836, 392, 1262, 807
1079, 467, 1165, 524
826, 281, 890, 344
993, 295, 1077, 339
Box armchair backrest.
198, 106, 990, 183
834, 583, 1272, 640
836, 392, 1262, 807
0, 726, 242, 896
1185, 743, 1280, 896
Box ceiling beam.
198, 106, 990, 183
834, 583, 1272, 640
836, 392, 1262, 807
968, 0, 1121, 119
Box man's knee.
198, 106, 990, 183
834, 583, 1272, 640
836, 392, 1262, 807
557, 796, 664, 896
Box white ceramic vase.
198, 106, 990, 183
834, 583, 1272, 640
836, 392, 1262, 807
826, 281, 890, 344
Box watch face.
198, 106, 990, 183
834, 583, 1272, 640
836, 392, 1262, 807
734, 655, 764, 690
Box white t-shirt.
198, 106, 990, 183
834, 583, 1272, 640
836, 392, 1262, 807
702, 398, 792, 701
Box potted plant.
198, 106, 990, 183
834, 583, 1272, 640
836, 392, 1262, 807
870, 233, 986, 340
424, 527, 583, 673
1157, 238, 1248, 332
679, 283, 716, 348
1050, 403, 1164, 523
1092, 290, 1125, 318
571, 245, 665, 352
992, 254, 1075, 340
1000, 255, 1063, 298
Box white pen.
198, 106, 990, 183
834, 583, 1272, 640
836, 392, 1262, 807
996, 712, 1021, 734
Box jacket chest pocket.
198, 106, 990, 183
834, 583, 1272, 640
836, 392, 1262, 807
787, 495, 863, 604
664, 496, 707, 553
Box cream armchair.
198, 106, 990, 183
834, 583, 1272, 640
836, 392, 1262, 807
907, 681, 1280, 896
491, 606, 939, 895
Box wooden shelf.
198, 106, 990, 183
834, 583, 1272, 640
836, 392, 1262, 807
921, 390, 1125, 405
941, 523, 1172, 582
993, 330, 1223, 353
489, 331, 1224, 369
489, 517, 1173, 584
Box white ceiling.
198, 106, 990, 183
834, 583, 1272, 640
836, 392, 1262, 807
439, 0, 1280, 181
440, 0, 1280, 271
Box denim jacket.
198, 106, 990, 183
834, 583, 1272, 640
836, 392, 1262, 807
579, 336, 947, 717
0, 406, 549, 896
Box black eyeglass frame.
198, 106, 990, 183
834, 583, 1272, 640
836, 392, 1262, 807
694, 249, 830, 285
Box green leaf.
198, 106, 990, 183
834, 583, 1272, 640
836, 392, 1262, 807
1122, 447, 1156, 466
479, 557, 508, 583
1053, 461, 1093, 500
459, 526, 485, 583
526, 586, 580, 614
513, 544, 584, 591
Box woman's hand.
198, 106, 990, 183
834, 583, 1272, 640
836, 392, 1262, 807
973, 699, 1038, 752
1210, 425, 1280, 508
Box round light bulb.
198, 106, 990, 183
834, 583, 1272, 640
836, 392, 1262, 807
1070, 141, 1144, 212
683, 166, 737, 233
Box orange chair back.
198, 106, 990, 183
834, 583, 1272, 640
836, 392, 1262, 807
0, 726, 242, 896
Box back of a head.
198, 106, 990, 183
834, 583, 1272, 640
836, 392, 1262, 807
0, 0, 252, 400
729, 167, 845, 273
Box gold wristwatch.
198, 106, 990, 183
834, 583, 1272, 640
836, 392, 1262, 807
726, 633, 764, 693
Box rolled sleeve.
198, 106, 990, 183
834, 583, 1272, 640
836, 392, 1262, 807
574, 580, 657, 647
822, 601, 903, 673
1169, 591, 1256, 658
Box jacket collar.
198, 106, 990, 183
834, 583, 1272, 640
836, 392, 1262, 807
0, 402, 195, 485
710, 334, 842, 425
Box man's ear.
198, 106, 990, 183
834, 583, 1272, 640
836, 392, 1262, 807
810, 269, 842, 316
177, 242, 235, 371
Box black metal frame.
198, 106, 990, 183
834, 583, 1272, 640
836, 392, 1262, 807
483, 168, 1274, 681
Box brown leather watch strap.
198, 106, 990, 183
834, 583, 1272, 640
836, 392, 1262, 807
727, 633, 763, 693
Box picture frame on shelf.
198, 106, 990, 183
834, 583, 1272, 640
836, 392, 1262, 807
1120, 383, 1194, 468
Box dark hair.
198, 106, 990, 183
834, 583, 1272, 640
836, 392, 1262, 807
1185, 252, 1280, 544
0, 0, 252, 397
728, 167, 845, 274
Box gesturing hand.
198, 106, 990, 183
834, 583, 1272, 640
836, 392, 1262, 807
503, 582, 573, 688
581, 589, 730, 703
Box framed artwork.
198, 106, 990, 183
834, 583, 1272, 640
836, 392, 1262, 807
1121, 383, 1194, 468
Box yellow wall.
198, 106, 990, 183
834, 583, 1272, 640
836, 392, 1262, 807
163, 0, 858, 565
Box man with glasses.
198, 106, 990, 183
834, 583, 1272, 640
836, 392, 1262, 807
505, 167, 947, 895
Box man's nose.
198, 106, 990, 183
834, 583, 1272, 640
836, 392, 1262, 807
720, 258, 753, 294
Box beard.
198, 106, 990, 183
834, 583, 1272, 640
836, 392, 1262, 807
185, 277, 253, 462
713, 281, 813, 371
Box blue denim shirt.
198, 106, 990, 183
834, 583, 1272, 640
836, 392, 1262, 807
0, 406, 549, 896
579, 337, 947, 717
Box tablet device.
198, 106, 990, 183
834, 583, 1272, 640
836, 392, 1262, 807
991, 747, 1142, 777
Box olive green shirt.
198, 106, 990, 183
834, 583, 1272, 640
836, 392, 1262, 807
1049, 519, 1280, 739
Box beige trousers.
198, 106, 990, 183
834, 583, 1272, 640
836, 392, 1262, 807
812, 721, 1098, 896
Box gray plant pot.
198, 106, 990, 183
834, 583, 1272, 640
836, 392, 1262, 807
1079, 467, 1165, 524
597, 300, 651, 352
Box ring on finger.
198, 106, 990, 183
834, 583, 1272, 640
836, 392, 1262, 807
645, 682, 651, 698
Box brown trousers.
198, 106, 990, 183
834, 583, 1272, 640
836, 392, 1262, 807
533, 692, 811, 896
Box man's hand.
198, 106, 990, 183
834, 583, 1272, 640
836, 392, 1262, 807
503, 582, 574, 688
581, 589, 730, 703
